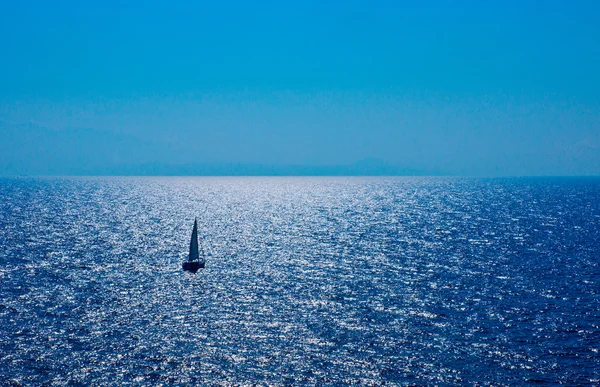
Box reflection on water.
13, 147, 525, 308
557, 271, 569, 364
0, 177, 599, 385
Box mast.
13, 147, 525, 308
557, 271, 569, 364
188, 218, 199, 262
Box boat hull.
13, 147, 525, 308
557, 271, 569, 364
182, 260, 205, 273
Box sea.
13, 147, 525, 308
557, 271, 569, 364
0, 177, 598, 386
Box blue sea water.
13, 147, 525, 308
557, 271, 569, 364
0, 177, 598, 386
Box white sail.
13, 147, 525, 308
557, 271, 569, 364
188, 218, 200, 261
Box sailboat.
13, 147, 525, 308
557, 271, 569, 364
182, 218, 205, 273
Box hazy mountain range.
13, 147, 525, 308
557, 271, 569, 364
1, 121, 440, 176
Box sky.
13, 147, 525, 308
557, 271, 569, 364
0, 0, 599, 176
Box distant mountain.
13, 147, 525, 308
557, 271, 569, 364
0, 121, 435, 176
0, 121, 162, 175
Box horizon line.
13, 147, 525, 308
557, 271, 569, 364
2, 174, 599, 179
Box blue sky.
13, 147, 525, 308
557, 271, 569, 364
1, 0, 599, 175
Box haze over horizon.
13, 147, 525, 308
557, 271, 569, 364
1, 1, 599, 176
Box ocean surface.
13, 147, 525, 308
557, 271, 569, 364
1, 177, 598, 386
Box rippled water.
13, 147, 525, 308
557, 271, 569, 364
1, 177, 599, 386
